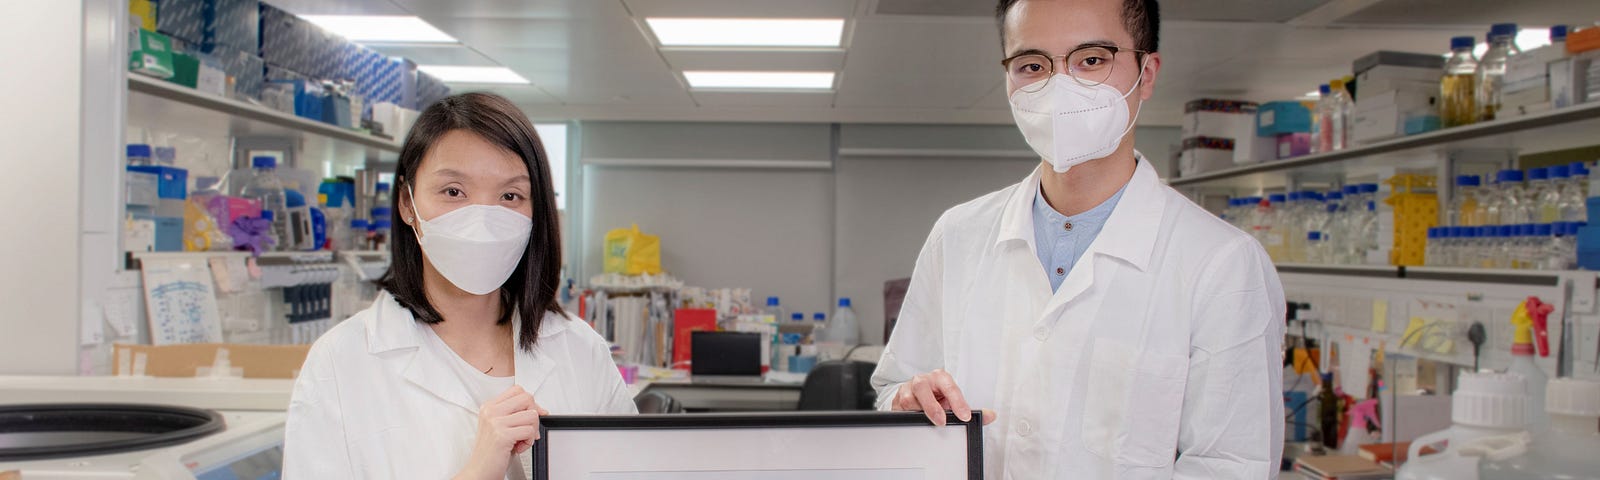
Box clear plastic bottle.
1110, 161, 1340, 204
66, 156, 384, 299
1285, 192, 1308, 262
1531, 224, 1555, 270
1323, 191, 1347, 263
763, 296, 785, 324
1448, 227, 1467, 267
1450, 175, 1483, 226
1559, 164, 1587, 222
1440, 36, 1480, 128
127, 144, 154, 166
1425, 228, 1441, 267
1262, 194, 1288, 261
1359, 184, 1382, 260
1478, 379, 1600, 480
349, 218, 369, 252
241, 156, 289, 252
1571, 162, 1591, 199
829, 297, 859, 347
1538, 167, 1567, 223
1306, 232, 1326, 264
1329, 79, 1354, 150
1488, 170, 1527, 225
371, 182, 393, 226
1476, 23, 1523, 122
1525, 168, 1551, 224
1312, 84, 1333, 154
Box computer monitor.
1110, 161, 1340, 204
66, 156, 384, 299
690, 331, 762, 377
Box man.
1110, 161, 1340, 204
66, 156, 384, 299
870, 0, 1286, 478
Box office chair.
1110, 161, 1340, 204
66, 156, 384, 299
797, 360, 878, 411
633, 390, 684, 414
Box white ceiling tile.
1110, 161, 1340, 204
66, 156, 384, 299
259, 0, 407, 15
660, 49, 847, 71
1336, 0, 1600, 26
391, 0, 579, 19
691, 91, 837, 107
835, 73, 998, 108
622, 0, 859, 18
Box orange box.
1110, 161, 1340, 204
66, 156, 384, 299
114, 343, 310, 379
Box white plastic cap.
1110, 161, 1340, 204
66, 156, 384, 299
1454, 372, 1530, 428
1545, 378, 1600, 417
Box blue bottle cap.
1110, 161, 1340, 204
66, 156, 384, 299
1360, 184, 1379, 193
839, 297, 852, 307
126, 144, 152, 158
1570, 162, 1590, 176
767, 296, 780, 306
373, 219, 391, 229
791, 313, 804, 321
1319, 84, 1331, 95
1497, 169, 1524, 183
1328, 192, 1344, 200
351, 218, 368, 228
252, 156, 276, 169
1530, 167, 1549, 181
1288, 191, 1303, 201
1489, 23, 1519, 39
1552, 25, 1568, 41
1535, 224, 1552, 236
260, 210, 274, 221
1451, 36, 1476, 50
813, 313, 826, 321
1308, 231, 1322, 241
1343, 185, 1360, 195
375, 182, 391, 192
1269, 194, 1286, 203
1455, 175, 1480, 187
1550, 165, 1570, 178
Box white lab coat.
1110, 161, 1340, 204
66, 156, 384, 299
872, 156, 1285, 479
284, 291, 636, 479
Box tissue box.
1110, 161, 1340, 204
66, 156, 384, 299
1352, 90, 1436, 144
1183, 99, 1258, 140
127, 165, 189, 200
126, 170, 160, 207
1277, 133, 1311, 159
1179, 137, 1235, 177
154, 217, 185, 252
1257, 101, 1312, 137
129, 29, 176, 79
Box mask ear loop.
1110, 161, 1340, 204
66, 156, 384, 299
1109, 55, 1151, 144
406, 185, 424, 240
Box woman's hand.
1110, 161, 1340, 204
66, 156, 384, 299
455, 386, 548, 480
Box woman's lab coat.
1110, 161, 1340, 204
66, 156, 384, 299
283, 292, 636, 479
872, 156, 1286, 479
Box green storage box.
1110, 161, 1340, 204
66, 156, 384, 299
129, 29, 176, 79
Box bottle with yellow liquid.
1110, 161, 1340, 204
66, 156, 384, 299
1475, 23, 1522, 123
1449, 175, 1482, 226
1440, 36, 1478, 128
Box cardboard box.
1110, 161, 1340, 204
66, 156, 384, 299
129, 29, 176, 79
113, 343, 312, 379
1182, 99, 1258, 140
1234, 135, 1276, 166
1353, 50, 1445, 74
1179, 137, 1235, 177
1277, 133, 1311, 159
1257, 101, 1312, 136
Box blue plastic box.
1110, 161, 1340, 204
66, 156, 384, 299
127, 165, 188, 200
154, 217, 185, 252
1257, 101, 1312, 137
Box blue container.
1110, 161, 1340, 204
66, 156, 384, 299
127, 165, 188, 200
154, 216, 185, 252
1257, 101, 1312, 136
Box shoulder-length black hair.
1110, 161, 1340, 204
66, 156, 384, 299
377, 92, 564, 352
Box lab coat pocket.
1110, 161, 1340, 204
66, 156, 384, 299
1081, 338, 1189, 468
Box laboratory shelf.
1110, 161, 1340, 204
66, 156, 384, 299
1276, 262, 1598, 287
1169, 100, 1600, 189
126, 74, 401, 160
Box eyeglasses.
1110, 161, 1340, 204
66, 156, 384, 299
1001, 44, 1149, 92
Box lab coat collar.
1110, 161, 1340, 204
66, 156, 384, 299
365, 291, 571, 355
365, 291, 564, 414
996, 152, 1165, 272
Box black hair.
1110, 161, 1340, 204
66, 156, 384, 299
377, 92, 564, 352
996, 0, 1160, 54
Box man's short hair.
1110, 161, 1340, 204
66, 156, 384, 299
996, 0, 1160, 53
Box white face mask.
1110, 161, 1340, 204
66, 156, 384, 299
408, 188, 533, 295
1008, 59, 1147, 173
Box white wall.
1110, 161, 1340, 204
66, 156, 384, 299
0, 1, 85, 374
580, 122, 836, 313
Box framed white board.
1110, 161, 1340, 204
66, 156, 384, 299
533, 411, 982, 480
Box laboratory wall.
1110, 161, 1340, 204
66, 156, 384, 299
579, 121, 1181, 344
0, 0, 84, 374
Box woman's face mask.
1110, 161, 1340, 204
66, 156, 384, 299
408, 186, 532, 295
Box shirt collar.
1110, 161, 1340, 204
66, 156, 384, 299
999, 151, 1167, 271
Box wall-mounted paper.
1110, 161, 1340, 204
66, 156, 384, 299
141, 257, 224, 345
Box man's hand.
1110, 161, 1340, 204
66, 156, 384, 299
891, 369, 995, 426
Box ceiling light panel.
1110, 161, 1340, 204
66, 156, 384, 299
300, 15, 457, 43
683, 71, 837, 90
416, 66, 530, 84
646, 18, 845, 47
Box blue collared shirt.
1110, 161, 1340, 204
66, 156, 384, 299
1033, 182, 1127, 292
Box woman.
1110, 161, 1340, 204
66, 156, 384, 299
284, 93, 635, 479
